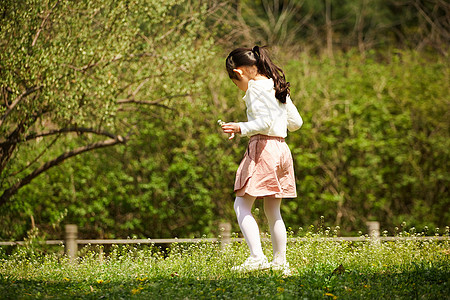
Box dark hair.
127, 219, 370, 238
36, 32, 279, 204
225, 46, 290, 103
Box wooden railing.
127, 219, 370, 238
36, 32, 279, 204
1, 223, 448, 260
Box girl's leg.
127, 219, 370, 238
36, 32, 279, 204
234, 194, 265, 258
264, 197, 287, 265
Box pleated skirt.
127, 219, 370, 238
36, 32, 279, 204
234, 134, 297, 199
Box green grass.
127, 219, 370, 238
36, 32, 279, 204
1, 235, 449, 299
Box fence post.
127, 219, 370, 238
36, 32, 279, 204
65, 224, 78, 260
219, 222, 231, 249
366, 221, 380, 239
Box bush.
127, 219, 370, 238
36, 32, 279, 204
2, 50, 448, 240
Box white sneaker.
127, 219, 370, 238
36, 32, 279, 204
231, 256, 269, 272
270, 262, 292, 276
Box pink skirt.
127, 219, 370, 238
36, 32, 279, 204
234, 134, 297, 199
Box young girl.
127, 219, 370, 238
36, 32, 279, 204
221, 46, 303, 274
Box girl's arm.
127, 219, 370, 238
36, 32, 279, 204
286, 96, 303, 132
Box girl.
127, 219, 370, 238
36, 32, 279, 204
221, 46, 303, 275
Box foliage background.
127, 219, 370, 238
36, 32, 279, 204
1, 0, 449, 240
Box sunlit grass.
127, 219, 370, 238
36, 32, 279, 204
0, 229, 449, 299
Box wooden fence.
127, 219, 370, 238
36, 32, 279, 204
1, 222, 448, 260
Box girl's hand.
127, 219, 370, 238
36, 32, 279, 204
221, 123, 241, 140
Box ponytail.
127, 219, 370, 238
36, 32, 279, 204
252, 46, 290, 104
226, 46, 290, 103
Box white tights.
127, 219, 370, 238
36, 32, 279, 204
234, 194, 287, 264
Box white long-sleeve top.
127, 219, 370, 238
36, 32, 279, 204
238, 78, 303, 138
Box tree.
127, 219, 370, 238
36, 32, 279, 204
219, 0, 449, 54
0, 0, 214, 204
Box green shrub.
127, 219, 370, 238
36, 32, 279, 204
2, 50, 448, 240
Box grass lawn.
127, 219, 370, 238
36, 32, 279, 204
1, 234, 449, 299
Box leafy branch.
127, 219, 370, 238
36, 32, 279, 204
31, 0, 61, 47
0, 127, 120, 146
0, 85, 43, 127
0, 134, 127, 205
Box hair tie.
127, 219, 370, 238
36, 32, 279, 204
252, 46, 260, 60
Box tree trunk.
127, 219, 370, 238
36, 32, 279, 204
325, 0, 334, 60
